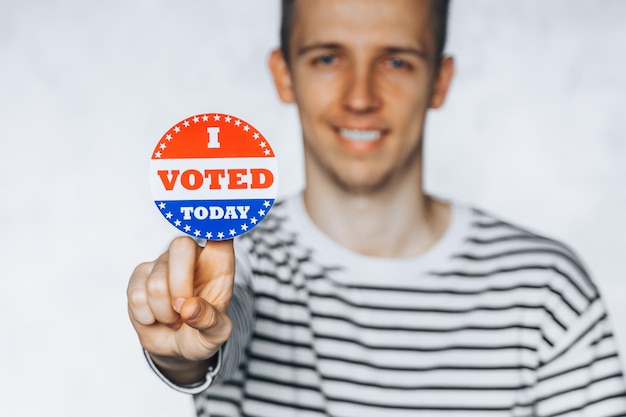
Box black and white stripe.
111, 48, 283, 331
189, 197, 626, 417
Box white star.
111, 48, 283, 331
263, 200, 271, 208
202, 115, 209, 122
166, 212, 173, 219
154, 151, 162, 158
217, 232, 225, 239
214, 114, 221, 121
241, 224, 248, 231
194, 230, 201, 237
166, 134, 172, 141
258, 209, 266, 216
234, 120, 241, 126
174, 126, 180, 133
158, 202, 166, 209
159, 143, 166, 150
205, 232, 213, 239
183, 120, 190, 127
193, 116, 199, 123
264, 149, 271, 156
250, 217, 258, 224
184, 225, 191, 232
229, 229, 236, 236
259, 141, 266, 148
225, 116, 232, 123
243, 125, 250, 132
253, 132, 259, 139
174, 220, 182, 226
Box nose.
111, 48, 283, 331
342, 64, 380, 113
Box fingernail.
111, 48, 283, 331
188, 303, 202, 321
173, 298, 185, 313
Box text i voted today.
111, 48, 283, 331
149, 113, 278, 240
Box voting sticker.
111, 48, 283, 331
149, 113, 278, 240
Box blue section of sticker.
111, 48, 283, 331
154, 198, 275, 240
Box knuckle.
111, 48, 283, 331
127, 286, 148, 309
128, 262, 152, 288
205, 308, 219, 329
146, 276, 169, 298
134, 261, 154, 274
189, 302, 217, 329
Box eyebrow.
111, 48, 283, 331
296, 43, 429, 60
384, 46, 429, 61
296, 43, 343, 56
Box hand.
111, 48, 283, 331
127, 236, 235, 384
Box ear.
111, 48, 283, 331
429, 55, 455, 109
269, 49, 295, 104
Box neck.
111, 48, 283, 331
302, 165, 451, 259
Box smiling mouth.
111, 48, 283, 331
338, 128, 383, 142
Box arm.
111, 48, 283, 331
531, 295, 626, 416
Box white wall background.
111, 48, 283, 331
1, 1, 625, 416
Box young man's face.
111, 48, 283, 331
271, 0, 453, 194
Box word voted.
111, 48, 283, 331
180, 205, 250, 220
157, 168, 274, 191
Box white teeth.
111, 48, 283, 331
339, 128, 382, 142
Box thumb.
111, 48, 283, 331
179, 296, 226, 333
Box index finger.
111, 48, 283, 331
195, 239, 235, 309
167, 236, 201, 311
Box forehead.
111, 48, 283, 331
291, 0, 433, 51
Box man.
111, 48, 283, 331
128, 0, 626, 415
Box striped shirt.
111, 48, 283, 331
153, 194, 626, 416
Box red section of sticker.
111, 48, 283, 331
152, 113, 274, 160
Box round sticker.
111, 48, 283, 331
149, 113, 278, 240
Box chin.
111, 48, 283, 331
332, 170, 394, 196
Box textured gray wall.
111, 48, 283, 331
1, 1, 625, 416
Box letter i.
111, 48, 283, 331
207, 127, 221, 149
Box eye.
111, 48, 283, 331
386, 57, 410, 70
314, 54, 337, 66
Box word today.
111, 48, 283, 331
180, 205, 250, 220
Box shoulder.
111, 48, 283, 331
467, 206, 585, 259
460, 203, 599, 302
457, 204, 607, 355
